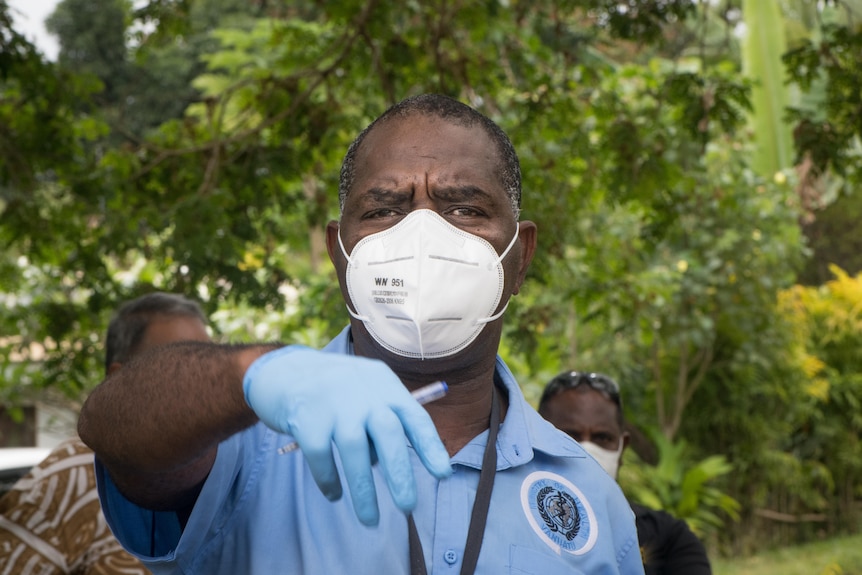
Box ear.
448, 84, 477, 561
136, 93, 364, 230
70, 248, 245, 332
511, 220, 537, 295
326, 220, 359, 317
325, 220, 341, 266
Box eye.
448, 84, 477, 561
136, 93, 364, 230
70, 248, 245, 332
593, 433, 618, 449
446, 206, 485, 218
363, 208, 402, 220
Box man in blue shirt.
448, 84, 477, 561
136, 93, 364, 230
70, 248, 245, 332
79, 94, 644, 574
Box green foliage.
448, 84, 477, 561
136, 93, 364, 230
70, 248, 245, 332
695, 265, 862, 551
775, 267, 862, 531
784, 20, 862, 201
741, 0, 793, 176
46, 0, 130, 102
620, 431, 740, 539
509, 53, 802, 442
798, 189, 862, 285
2, 0, 862, 554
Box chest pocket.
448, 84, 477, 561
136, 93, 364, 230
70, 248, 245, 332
508, 544, 586, 575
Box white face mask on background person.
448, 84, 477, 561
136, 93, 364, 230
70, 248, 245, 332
339, 209, 519, 359
579, 439, 624, 479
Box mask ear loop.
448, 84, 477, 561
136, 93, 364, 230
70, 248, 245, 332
338, 228, 372, 323
491, 225, 521, 268
337, 228, 355, 267
475, 302, 509, 325
476, 225, 521, 326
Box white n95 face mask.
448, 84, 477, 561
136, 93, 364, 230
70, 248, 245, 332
580, 440, 624, 479
339, 209, 519, 359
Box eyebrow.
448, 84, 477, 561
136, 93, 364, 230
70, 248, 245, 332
361, 184, 496, 205
363, 187, 406, 205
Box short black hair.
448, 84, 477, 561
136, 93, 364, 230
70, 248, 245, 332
338, 93, 521, 219
104, 292, 207, 372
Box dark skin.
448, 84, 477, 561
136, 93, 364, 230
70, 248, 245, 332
96, 315, 217, 512
79, 111, 537, 513
328, 114, 537, 455
538, 386, 631, 473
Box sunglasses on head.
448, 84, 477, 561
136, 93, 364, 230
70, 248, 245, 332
543, 371, 622, 408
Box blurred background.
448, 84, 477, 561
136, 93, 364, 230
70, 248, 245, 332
1, 0, 861, 570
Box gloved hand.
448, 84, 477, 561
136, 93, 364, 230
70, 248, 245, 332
243, 345, 452, 526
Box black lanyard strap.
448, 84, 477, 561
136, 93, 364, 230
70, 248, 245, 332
408, 514, 426, 574
408, 385, 501, 575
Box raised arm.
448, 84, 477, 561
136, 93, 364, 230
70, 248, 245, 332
78, 342, 453, 526
78, 341, 274, 511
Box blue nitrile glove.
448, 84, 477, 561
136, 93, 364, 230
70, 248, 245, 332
243, 345, 453, 526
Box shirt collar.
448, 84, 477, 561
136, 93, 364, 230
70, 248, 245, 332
472, 355, 585, 470
324, 326, 585, 470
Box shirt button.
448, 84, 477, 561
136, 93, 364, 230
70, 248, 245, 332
443, 549, 458, 564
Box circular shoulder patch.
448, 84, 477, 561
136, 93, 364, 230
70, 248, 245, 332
520, 471, 598, 555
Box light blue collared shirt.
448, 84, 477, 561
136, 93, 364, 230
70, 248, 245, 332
97, 326, 643, 574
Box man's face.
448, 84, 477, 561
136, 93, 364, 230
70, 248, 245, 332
136, 315, 211, 354
326, 114, 536, 365
539, 387, 626, 453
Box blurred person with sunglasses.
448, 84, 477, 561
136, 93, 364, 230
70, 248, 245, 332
539, 370, 712, 575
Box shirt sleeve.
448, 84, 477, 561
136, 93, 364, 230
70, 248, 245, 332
95, 458, 183, 559
95, 423, 273, 567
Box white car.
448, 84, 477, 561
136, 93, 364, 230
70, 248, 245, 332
0, 447, 51, 496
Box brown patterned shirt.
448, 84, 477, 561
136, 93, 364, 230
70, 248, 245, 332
0, 438, 149, 574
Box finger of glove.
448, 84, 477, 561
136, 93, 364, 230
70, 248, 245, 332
395, 401, 452, 479
294, 427, 343, 503
334, 424, 380, 526
366, 409, 417, 513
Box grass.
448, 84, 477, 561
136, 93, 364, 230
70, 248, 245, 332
713, 533, 862, 575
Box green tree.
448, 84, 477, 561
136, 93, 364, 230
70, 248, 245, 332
46, 0, 130, 104
1, 0, 107, 397
3, 0, 862, 553
798, 191, 862, 284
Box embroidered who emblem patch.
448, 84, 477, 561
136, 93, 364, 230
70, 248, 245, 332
520, 471, 598, 555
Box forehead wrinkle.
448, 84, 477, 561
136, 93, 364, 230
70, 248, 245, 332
355, 183, 495, 207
